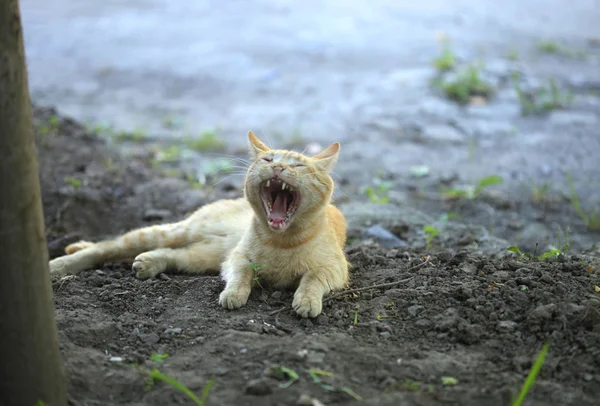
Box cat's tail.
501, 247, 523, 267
49, 221, 193, 277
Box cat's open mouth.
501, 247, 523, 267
259, 179, 301, 231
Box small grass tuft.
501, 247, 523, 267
506, 48, 519, 61
64, 176, 83, 189
432, 40, 457, 72
149, 369, 214, 406
508, 225, 570, 261
514, 75, 573, 115
266, 365, 299, 388
249, 262, 265, 289
113, 127, 147, 142
441, 175, 503, 200
530, 181, 552, 204
185, 130, 225, 151
423, 225, 440, 250
566, 173, 600, 231
439, 64, 494, 104
364, 179, 393, 204
512, 341, 550, 406
151, 353, 169, 364
537, 41, 560, 53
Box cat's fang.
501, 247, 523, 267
282, 182, 287, 190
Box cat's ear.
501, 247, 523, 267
312, 142, 340, 172
248, 131, 271, 158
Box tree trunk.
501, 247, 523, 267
0, 0, 67, 405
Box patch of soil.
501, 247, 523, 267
36, 106, 600, 405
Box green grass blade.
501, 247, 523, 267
200, 377, 215, 405
149, 368, 206, 406
513, 341, 550, 406
565, 173, 589, 223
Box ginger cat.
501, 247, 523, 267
49, 131, 349, 318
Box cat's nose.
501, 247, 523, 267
272, 164, 285, 175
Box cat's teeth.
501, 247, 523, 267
266, 180, 271, 188
282, 182, 287, 190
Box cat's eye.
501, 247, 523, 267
292, 163, 305, 168
262, 157, 273, 162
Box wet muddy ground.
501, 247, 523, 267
37, 107, 600, 405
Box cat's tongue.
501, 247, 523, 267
269, 193, 288, 224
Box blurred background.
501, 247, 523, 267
21, 0, 600, 253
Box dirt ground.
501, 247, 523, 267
35, 106, 600, 406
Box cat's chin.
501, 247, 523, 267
259, 178, 301, 232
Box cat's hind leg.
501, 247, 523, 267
132, 241, 223, 279
49, 221, 194, 277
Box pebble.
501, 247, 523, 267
297, 394, 326, 406
407, 305, 424, 317
380, 331, 391, 339
414, 319, 431, 329
163, 327, 182, 336
245, 379, 272, 396
246, 320, 264, 334
528, 304, 556, 323
497, 320, 518, 331
362, 225, 408, 248
138, 333, 160, 345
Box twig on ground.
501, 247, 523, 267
269, 255, 431, 316
274, 312, 292, 333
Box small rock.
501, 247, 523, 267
380, 331, 391, 339
497, 320, 518, 331
407, 305, 424, 317
246, 320, 264, 334
245, 379, 272, 396
456, 322, 482, 345
301, 319, 314, 328
386, 249, 399, 258
95, 269, 105, 275
163, 327, 182, 336
271, 291, 282, 300
138, 333, 160, 345
143, 209, 173, 221
528, 304, 556, 323
297, 394, 326, 406
363, 225, 408, 249
297, 394, 313, 405
414, 319, 431, 329
159, 273, 171, 281
452, 286, 472, 301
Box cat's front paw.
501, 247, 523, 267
132, 253, 167, 279
292, 291, 322, 318
49, 256, 70, 277
219, 287, 250, 310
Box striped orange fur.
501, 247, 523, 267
49, 131, 349, 318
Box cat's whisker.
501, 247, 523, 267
211, 174, 246, 188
